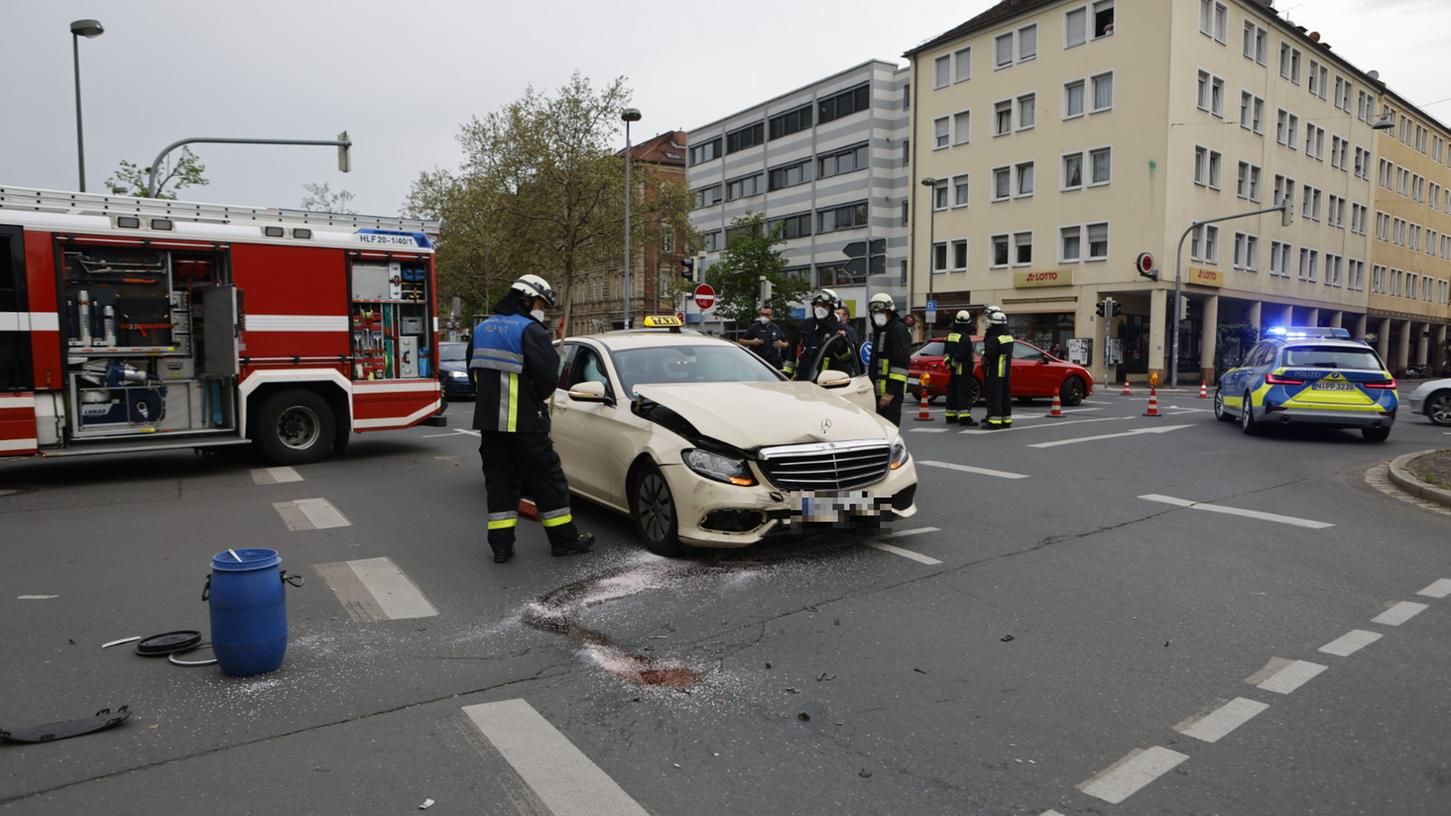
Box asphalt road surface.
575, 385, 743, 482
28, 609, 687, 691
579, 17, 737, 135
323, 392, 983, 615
2, 387, 1448, 815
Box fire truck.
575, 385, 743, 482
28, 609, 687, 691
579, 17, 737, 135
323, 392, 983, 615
0, 186, 445, 465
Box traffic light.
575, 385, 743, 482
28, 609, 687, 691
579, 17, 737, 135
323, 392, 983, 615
1280, 195, 1295, 227
1177, 296, 1190, 322
1135, 252, 1158, 281
680, 258, 695, 281
1096, 300, 1106, 317
1096, 297, 1120, 318
1109, 299, 1121, 317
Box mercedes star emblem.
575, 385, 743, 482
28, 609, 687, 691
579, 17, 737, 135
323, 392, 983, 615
820, 418, 832, 435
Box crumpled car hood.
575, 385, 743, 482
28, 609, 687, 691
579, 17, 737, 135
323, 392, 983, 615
632, 381, 893, 450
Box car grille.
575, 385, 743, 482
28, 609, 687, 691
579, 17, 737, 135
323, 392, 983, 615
756, 441, 891, 491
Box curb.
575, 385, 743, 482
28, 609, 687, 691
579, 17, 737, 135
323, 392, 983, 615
1386, 449, 1451, 509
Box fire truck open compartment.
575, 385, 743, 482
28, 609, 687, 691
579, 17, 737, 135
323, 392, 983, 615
61, 243, 236, 440
350, 259, 431, 380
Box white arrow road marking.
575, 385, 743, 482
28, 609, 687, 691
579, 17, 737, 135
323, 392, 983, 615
1028, 424, 1194, 448
919, 460, 1031, 479
1078, 746, 1189, 804
463, 699, 650, 816
1138, 494, 1334, 529
1173, 697, 1269, 743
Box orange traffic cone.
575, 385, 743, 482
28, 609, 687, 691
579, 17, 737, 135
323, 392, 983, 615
1121, 379, 1132, 396
915, 380, 933, 422
1048, 393, 1065, 418
1143, 386, 1163, 417
1199, 380, 1209, 399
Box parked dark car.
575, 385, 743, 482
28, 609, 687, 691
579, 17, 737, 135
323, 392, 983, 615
438, 341, 474, 398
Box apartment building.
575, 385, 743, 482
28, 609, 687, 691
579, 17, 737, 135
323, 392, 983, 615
1368, 98, 1451, 372
686, 61, 909, 327
906, 0, 1441, 385
569, 130, 689, 335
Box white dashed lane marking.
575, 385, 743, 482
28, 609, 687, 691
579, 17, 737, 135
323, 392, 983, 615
959, 416, 1133, 435
1173, 697, 1269, 743
251, 466, 303, 485
1249, 658, 1328, 694
1138, 494, 1334, 529
16, 595, 58, 600
1371, 600, 1428, 626
867, 542, 943, 565
1318, 629, 1382, 657
918, 460, 1030, 479
1077, 746, 1189, 804
883, 526, 940, 539
909, 428, 952, 434
1027, 424, 1194, 448
273, 497, 351, 531
1417, 578, 1451, 598
463, 699, 650, 816
314, 557, 438, 621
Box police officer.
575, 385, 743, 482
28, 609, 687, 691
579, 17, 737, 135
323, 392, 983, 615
784, 289, 845, 381
867, 293, 911, 426
981, 307, 1015, 429
738, 304, 788, 369
943, 309, 979, 426
467, 274, 594, 563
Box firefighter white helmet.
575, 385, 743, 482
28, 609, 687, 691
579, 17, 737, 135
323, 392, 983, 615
954, 310, 971, 322
811, 288, 840, 307
511, 274, 557, 307
987, 309, 1008, 325
867, 292, 896, 313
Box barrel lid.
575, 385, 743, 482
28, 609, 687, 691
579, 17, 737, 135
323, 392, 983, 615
136, 630, 202, 656
211, 548, 280, 572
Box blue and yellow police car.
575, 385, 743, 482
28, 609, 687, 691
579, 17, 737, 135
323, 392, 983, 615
1214, 327, 1397, 441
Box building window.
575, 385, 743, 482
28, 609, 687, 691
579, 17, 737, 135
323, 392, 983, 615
1017, 94, 1036, 130
1279, 43, 1301, 83
693, 184, 723, 209
1196, 71, 1224, 117
1020, 25, 1038, 61
1301, 186, 1321, 221
768, 105, 813, 140
1193, 145, 1222, 189
951, 239, 968, 271
934, 116, 950, 149
1090, 72, 1114, 112
688, 137, 721, 166
1065, 7, 1087, 48
725, 221, 762, 247
955, 47, 972, 82
931, 243, 948, 274
1190, 224, 1220, 263
992, 167, 1011, 201
818, 83, 870, 124
725, 122, 764, 154
1060, 225, 1082, 262
818, 143, 868, 178
1089, 147, 1111, 185
995, 33, 1013, 68
1298, 248, 1318, 282
934, 181, 949, 211
1275, 109, 1298, 148
1330, 136, 1347, 171
934, 55, 951, 89
1063, 152, 1084, 191
952, 174, 970, 207
1233, 232, 1259, 271
953, 110, 971, 145
1086, 222, 1109, 260
991, 234, 1010, 268
768, 160, 810, 191
1304, 124, 1324, 160
1308, 61, 1328, 99
725, 173, 763, 201
1093, 1, 1114, 37
1270, 241, 1291, 277
703, 230, 722, 252
1016, 162, 1035, 197
1325, 254, 1342, 287
766, 212, 812, 240
1236, 161, 1262, 202
1239, 92, 1264, 133
1243, 21, 1267, 63
1200, 1, 1227, 42
817, 201, 868, 234
1064, 80, 1085, 118
1013, 231, 1033, 266
1272, 174, 1295, 209
994, 100, 1012, 135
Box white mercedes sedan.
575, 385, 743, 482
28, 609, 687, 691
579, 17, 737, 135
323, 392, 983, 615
550, 319, 918, 556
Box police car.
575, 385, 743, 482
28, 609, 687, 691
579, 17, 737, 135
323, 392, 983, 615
1213, 327, 1398, 441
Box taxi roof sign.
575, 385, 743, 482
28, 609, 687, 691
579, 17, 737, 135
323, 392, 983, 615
641, 315, 683, 330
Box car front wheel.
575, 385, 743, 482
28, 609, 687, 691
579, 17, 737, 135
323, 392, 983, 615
1428, 391, 1451, 426
1213, 387, 1234, 421
631, 464, 683, 557
1240, 392, 1259, 435
1059, 376, 1086, 407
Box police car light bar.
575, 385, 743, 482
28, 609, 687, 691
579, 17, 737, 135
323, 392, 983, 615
1267, 326, 1350, 340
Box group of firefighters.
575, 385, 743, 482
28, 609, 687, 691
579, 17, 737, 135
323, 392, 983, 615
463, 274, 1017, 563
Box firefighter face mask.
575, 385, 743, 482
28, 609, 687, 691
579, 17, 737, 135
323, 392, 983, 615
814, 307, 829, 320
530, 307, 546, 323
872, 313, 888, 328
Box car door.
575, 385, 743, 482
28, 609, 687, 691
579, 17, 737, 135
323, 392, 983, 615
1011, 342, 1054, 396
550, 342, 623, 507
811, 333, 875, 412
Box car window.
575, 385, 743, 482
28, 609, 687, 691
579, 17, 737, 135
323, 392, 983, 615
571, 347, 612, 390
1246, 343, 1273, 367
973, 340, 985, 356
818, 334, 864, 377
1281, 345, 1385, 370
556, 343, 577, 390
1012, 343, 1046, 361
915, 341, 945, 357
613, 343, 783, 396
439, 342, 468, 362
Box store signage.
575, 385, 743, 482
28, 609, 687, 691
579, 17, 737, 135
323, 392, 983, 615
1013, 269, 1074, 288
1188, 267, 1224, 288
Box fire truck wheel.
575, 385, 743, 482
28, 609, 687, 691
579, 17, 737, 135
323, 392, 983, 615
256, 389, 336, 465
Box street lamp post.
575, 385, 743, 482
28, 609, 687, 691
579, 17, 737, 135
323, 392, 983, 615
144, 135, 351, 198
919, 177, 937, 331
70, 19, 104, 192
621, 108, 642, 330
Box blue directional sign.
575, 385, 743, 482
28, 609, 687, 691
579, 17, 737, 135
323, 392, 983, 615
925, 299, 937, 311
859, 340, 873, 365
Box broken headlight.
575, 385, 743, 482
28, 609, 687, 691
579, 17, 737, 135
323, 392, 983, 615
682, 448, 756, 486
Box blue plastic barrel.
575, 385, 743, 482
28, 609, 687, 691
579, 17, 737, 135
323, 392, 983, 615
205, 548, 299, 677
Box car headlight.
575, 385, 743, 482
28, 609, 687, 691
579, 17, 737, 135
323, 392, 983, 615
681, 448, 756, 486
448, 370, 469, 379
889, 439, 909, 470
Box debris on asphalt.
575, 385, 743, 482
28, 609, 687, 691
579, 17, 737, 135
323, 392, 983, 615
912, 667, 927, 674
0, 705, 131, 744
67, 639, 75, 646
418, 799, 434, 810
135, 631, 203, 657
1164, 641, 1171, 647
834, 618, 840, 626
816, 672, 835, 682
673, 763, 681, 768
1000, 634, 1015, 642
785, 687, 799, 694
101, 636, 142, 649
764, 662, 772, 669
168, 644, 218, 667
798, 712, 811, 721
858, 769, 872, 778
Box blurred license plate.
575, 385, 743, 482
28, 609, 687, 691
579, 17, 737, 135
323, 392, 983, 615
1313, 381, 1356, 391
907, 377, 921, 387
798, 491, 875, 522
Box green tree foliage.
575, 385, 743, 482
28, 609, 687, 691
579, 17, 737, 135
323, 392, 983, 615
105, 147, 207, 200
703, 213, 810, 326
300, 182, 356, 214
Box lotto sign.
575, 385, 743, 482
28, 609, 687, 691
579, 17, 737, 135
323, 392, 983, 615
694, 283, 716, 310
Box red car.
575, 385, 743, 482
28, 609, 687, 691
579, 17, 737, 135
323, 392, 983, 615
909, 336, 1094, 406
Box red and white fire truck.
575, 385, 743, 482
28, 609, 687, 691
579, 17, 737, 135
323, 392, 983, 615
0, 186, 445, 465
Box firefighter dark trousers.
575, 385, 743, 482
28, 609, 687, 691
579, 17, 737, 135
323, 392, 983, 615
984, 374, 1012, 427
877, 391, 903, 427
945, 367, 974, 422
480, 431, 580, 549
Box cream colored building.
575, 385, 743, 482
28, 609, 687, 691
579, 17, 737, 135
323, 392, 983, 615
1368, 96, 1451, 373
905, 0, 1444, 384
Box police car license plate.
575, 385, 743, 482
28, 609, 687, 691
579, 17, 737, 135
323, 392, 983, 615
1313, 381, 1357, 391
797, 491, 875, 522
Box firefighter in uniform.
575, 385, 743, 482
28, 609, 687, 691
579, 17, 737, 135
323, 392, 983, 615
981, 308, 1015, 429
943, 310, 979, 426
467, 274, 594, 563
867, 293, 911, 426
783, 289, 845, 381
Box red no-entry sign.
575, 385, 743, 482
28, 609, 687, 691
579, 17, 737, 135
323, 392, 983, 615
694, 283, 716, 311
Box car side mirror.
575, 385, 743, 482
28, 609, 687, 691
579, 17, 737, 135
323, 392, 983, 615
568, 380, 611, 404
815, 369, 852, 388
1036, 357, 1050, 365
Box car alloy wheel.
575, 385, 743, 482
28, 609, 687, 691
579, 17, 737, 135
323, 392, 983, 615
1060, 376, 1086, 406
1240, 392, 1258, 435
1213, 387, 1233, 421
1429, 392, 1451, 426
632, 465, 682, 557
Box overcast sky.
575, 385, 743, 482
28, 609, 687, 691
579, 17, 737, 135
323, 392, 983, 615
4, 0, 1449, 217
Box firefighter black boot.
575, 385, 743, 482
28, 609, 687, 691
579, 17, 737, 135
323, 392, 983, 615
551, 532, 595, 557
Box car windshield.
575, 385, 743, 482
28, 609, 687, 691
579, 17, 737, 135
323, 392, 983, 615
439, 343, 468, 362
915, 341, 945, 357
613, 344, 785, 395
1281, 346, 1383, 370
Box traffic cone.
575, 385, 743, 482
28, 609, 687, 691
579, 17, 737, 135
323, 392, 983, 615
1121, 379, 1132, 396
1199, 380, 1209, 399
915, 384, 933, 422
1143, 386, 1163, 418
1047, 394, 1065, 418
